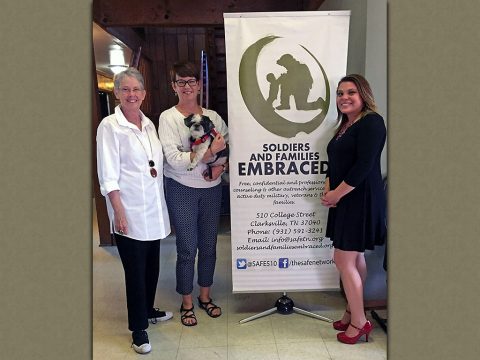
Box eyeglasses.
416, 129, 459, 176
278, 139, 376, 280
120, 87, 144, 94
174, 79, 198, 87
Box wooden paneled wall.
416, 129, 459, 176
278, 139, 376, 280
138, 56, 154, 118
105, 25, 228, 123
94, 0, 325, 27
145, 27, 210, 123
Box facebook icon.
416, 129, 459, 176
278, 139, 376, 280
236, 258, 247, 269
279, 258, 289, 268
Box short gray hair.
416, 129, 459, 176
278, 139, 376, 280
113, 67, 145, 90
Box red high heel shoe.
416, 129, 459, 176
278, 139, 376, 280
332, 309, 350, 331
337, 321, 373, 344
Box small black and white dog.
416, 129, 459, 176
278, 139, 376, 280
181, 114, 228, 179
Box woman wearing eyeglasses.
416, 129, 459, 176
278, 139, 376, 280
96, 67, 173, 354
158, 61, 228, 327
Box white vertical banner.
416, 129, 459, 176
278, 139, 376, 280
224, 11, 350, 292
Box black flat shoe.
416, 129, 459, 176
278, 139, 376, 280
180, 304, 197, 326
197, 297, 222, 318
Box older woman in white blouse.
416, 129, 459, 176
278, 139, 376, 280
96, 67, 172, 354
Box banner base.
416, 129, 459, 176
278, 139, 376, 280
238, 293, 333, 324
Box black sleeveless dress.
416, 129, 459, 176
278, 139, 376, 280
325, 112, 386, 252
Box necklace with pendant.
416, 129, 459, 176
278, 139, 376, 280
131, 127, 158, 178
336, 122, 352, 139
336, 118, 359, 140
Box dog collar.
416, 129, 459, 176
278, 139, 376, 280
192, 133, 211, 146
191, 128, 219, 147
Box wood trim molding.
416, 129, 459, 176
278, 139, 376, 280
92, 45, 114, 246
94, 0, 325, 27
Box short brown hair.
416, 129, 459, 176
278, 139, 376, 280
170, 61, 199, 83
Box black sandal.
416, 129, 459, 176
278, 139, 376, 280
197, 297, 222, 318
180, 304, 197, 326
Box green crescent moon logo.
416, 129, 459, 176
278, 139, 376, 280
239, 35, 330, 138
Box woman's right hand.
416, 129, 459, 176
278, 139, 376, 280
321, 178, 334, 207
108, 190, 129, 235
114, 209, 129, 235
322, 178, 330, 197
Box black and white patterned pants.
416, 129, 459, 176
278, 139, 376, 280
165, 177, 223, 295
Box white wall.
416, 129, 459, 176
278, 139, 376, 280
320, 0, 368, 75
365, 0, 387, 118
365, 0, 387, 178
320, 0, 387, 178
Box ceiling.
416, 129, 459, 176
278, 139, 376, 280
93, 22, 133, 78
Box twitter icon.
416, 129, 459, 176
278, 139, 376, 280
236, 258, 247, 269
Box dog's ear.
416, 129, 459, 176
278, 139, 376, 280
184, 114, 194, 127
201, 116, 214, 132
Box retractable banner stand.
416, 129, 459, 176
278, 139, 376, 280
224, 11, 350, 292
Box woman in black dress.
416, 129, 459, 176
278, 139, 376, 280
321, 74, 386, 344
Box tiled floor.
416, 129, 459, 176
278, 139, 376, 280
93, 213, 387, 359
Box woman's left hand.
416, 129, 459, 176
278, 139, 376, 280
203, 165, 224, 182
321, 190, 340, 207
210, 133, 226, 155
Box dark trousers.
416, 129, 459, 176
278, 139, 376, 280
165, 177, 222, 295
115, 234, 160, 331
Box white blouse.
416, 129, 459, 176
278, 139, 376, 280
96, 106, 171, 241
158, 106, 228, 188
